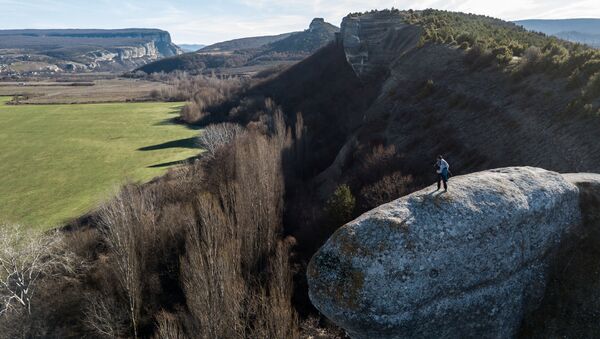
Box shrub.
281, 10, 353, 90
524, 46, 542, 64
324, 185, 356, 229
359, 172, 415, 210
493, 46, 513, 64
464, 45, 494, 69
180, 101, 204, 122
583, 72, 600, 99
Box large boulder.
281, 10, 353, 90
519, 173, 600, 338
308, 167, 583, 339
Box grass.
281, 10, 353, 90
0, 97, 199, 230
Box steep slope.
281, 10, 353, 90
218, 9, 600, 215
0, 29, 183, 75
219, 12, 600, 334
136, 18, 339, 75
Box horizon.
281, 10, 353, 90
1, 1, 600, 45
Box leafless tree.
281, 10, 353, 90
197, 123, 245, 157
83, 292, 128, 338
0, 225, 76, 317
98, 185, 159, 339
181, 197, 246, 338
153, 311, 188, 339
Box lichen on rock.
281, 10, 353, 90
308, 167, 585, 339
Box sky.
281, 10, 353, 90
1, 0, 599, 44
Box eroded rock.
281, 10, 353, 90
308, 167, 583, 338
341, 12, 421, 78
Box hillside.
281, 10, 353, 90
4, 8, 600, 339
0, 29, 183, 76
200, 33, 293, 52
233, 9, 600, 336
136, 18, 339, 75
516, 19, 600, 47
209, 8, 600, 272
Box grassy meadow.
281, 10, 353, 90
0, 97, 199, 230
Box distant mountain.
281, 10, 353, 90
200, 33, 293, 53
515, 19, 600, 47
136, 18, 340, 75
179, 44, 206, 52
0, 29, 183, 76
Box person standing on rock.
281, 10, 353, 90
435, 155, 451, 191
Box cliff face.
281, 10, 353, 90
341, 12, 421, 77
0, 29, 183, 75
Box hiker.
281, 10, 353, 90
435, 155, 451, 191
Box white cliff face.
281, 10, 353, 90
79, 37, 181, 70
0, 30, 183, 75
341, 12, 422, 78
308, 167, 591, 339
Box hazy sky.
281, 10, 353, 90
1, 0, 599, 44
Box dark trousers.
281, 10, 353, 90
437, 173, 448, 190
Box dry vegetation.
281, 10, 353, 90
10, 9, 596, 337
135, 71, 249, 123
0, 98, 323, 338
0, 78, 171, 104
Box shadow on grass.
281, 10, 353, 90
153, 117, 204, 130
168, 107, 182, 115
138, 137, 198, 151
148, 155, 198, 168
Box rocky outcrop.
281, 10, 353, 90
341, 12, 421, 77
308, 167, 593, 339
0, 29, 183, 74
137, 18, 339, 75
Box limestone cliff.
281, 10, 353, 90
341, 12, 421, 77
0, 29, 183, 75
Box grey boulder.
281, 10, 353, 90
308, 167, 583, 339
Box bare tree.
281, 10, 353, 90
84, 292, 128, 338
181, 197, 246, 338
0, 225, 76, 317
98, 185, 158, 339
197, 123, 245, 157
153, 311, 188, 339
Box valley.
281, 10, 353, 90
0, 4, 599, 339
0, 77, 170, 104
0, 97, 198, 229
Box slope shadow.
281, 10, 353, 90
148, 156, 198, 168
153, 117, 204, 130
138, 137, 197, 151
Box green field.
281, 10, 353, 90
0, 97, 199, 230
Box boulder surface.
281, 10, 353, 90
308, 167, 582, 338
